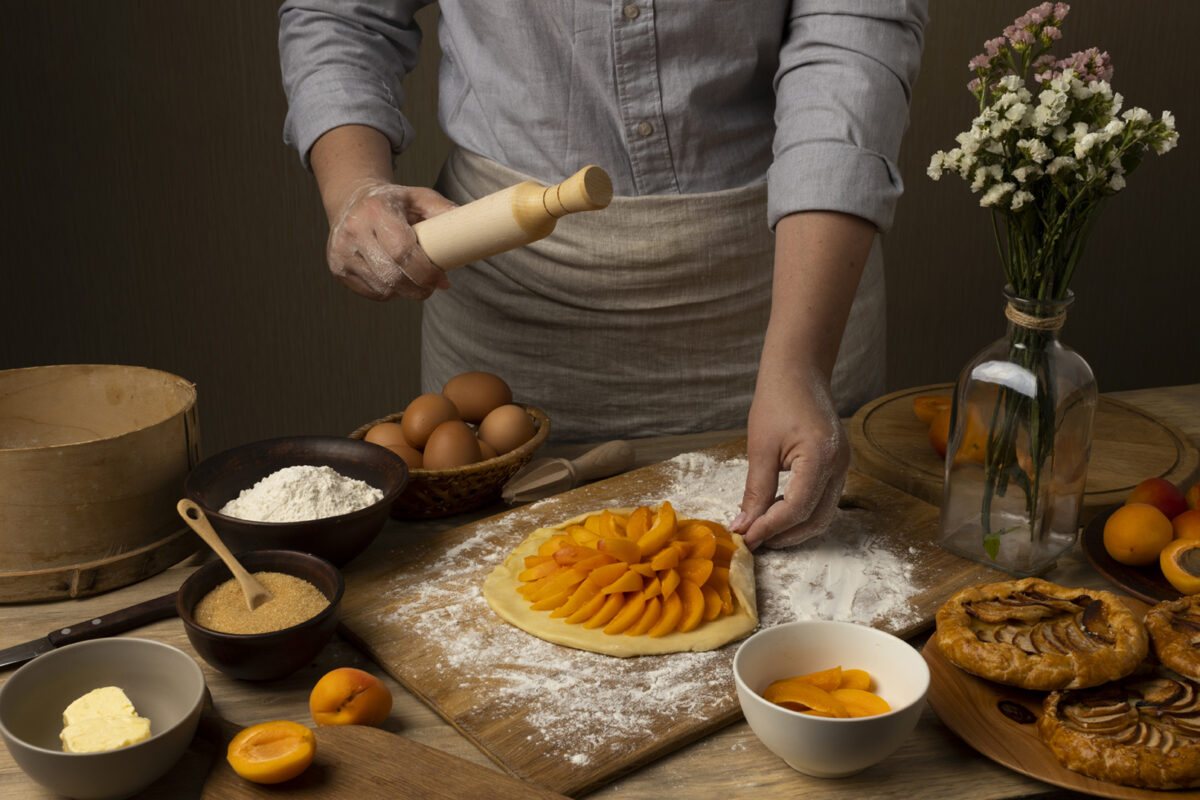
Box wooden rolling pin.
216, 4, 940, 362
502, 440, 635, 504
412, 165, 613, 271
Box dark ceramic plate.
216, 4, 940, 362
1080, 506, 1181, 604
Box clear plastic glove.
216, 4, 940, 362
326, 180, 458, 301
730, 364, 849, 550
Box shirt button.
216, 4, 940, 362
636, 121, 653, 137
623, 4, 640, 20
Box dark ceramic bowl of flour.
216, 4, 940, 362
184, 435, 408, 566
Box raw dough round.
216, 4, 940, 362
484, 510, 758, 657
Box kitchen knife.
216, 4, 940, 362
501, 440, 635, 504
0, 591, 178, 671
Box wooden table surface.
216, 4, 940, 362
2, 384, 1197, 800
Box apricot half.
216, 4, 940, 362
1161, 538, 1200, 595
226, 720, 316, 784
309, 667, 393, 727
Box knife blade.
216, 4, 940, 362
0, 591, 179, 671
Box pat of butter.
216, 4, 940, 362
60, 686, 152, 753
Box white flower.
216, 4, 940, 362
927, 153, 945, 180
1011, 165, 1042, 183
1155, 130, 1179, 154
1122, 107, 1152, 124
980, 181, 1016, 207
1011, 189, 1035, 210
1018, 138, 1053, 163
1073, 132, 1101, 159
1108, 172, 1126, 191
1162, 110, 1176, 130
1046, 156, 1076, 176
1104, 119, 1125, 137
997, 74, 1025, 93
1005, 102, 1029, 123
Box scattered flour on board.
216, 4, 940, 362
375, 452, 922, 768
219, 464, 382, 522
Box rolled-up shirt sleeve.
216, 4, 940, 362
768, 0, 928, 232
278, 0, 430, 169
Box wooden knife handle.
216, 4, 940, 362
46, 592, 179, 647
412, 165, 612, 271
570, 440, 635, 482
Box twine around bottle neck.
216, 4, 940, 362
1004, 301, 1067, 331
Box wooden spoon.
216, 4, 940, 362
176, 498, 273, 611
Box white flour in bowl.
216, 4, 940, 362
219, 465, 382, 522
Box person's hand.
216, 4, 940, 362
325, 180, 458, 301
730, 362, 849, 550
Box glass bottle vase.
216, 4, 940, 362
936, 287, 1098, 575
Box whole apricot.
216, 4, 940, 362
1186, 482, 1200, 511
309, 667, 392, 727
226, 720, 316, 784
1126, 477, 1188, 520
912, 395, 951, 426
1103, 503, 1174, 567
1172, 509, 1200, 540
928, 408, 951, 459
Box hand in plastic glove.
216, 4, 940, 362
728, 210, 872, 550
326, 180, 458, 301
732, 361, 849, 550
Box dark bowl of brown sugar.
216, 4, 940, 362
176, 549, 344, 681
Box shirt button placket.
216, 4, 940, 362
611, 1, 677, 194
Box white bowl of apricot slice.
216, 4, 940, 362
733, 620, 929, 778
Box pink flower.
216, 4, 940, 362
969, 53, 992, 71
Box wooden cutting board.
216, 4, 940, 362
200, 716, 568, 799
336, 438, 1011, 797
848, 384, 1200, 525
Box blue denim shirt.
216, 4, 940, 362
279, 0, 927, 231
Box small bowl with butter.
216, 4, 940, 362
0, 637, 206, 800
177, 548, 344, 681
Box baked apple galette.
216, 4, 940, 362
935, 577, 1148, 691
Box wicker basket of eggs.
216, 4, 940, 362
350, 372, 549, 518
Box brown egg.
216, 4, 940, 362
363, 421, 423, 468
442, 371, 513, 424
400, 393, 460, 449
364, 421, 407, 449
385, 441, 423, 469
478, 404, 536, 455
477, 438, 499, 461
422, 420, 483, 469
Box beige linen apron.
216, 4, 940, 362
421, 148, 885, 443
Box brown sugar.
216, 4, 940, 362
194, 571, 329, 634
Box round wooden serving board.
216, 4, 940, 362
848, 384, 1200, 526
923, 597, 1200, 800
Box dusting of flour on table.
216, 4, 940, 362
373, 452, 921, 768
219, 465, 382, 522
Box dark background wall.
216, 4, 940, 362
2, 2, 1195, 458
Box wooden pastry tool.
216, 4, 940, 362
412, 165, 612, 271
501, 440, 635, 504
